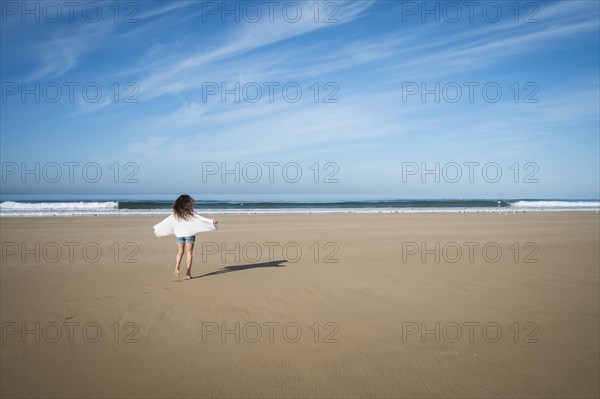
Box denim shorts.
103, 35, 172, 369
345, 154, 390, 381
176, 235, 196, 244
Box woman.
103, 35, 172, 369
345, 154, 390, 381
154, 195, 218, 279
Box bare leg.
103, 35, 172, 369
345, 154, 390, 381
185, 243, 194, 279
175, 243, 184, 277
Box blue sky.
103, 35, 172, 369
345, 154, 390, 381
1, 0, 599, 199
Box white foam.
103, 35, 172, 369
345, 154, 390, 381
1, 200, 598, 217
0, 201, 118, 210
510, 201, 600, 208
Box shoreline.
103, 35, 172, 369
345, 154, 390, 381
2, 208, 599, 218
2, 199, 599, 217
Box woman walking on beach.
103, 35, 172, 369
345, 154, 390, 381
153, 194, 218, 280
173, 195, 218, 279
173, 195, 194, 279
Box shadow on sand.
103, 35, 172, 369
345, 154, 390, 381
194, 259, 288, 279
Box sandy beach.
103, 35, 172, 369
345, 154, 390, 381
1, 212, 598, 398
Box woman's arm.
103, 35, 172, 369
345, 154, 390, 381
194, 213, 218, 224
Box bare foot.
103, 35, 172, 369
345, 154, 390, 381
174, 269, 180, 278
185, 272, 193, 280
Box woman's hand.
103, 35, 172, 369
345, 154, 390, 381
214, 220, 218, 224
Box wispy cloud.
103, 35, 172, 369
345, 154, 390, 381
135, 1, 374, 100
19, 1, 196, 81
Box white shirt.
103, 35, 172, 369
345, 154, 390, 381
153, 212, 217, 237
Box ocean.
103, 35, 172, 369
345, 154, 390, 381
0, 194, 598, 217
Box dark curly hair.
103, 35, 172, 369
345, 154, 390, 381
173, 194, 196, 221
